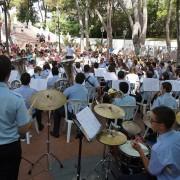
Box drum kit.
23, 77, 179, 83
93, 103, 145, 179
27, 88, 146, 178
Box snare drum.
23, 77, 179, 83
118, 140, 149, 174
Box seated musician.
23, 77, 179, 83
51, 73, 88, 138
47, 67, 60, 89
32, 66, 42, 79
113, 81, 136, 107
84, 64, 100, 101
14, 72, 44, 131
132, 106, 180, 180
151, 82, 177, 109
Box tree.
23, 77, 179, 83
166, 0, 173, 52
94, 0, 113, 59
177, 0, 180, 65
75, 0, 84, 52
118, 0, 147, 55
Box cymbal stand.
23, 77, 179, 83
94, 146, 114, 180
28, 111, 63, 175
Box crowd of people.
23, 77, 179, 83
0, 39, 180, 180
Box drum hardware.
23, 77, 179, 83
121, 121, 141, 138
90, 130, 127, 180
94, 103, 125, 120
28, 90, 66, 174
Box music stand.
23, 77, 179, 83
74, 107, 102, 180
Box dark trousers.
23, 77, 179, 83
119, 173, 156, 180
0, 141, 21, 180
33, 109, 42, 127
53, 106, 65, 136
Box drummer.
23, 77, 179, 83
132, 106, 180, 180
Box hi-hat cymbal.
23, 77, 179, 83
30, 89, 67, 111
97, 130, 127, 146
122, 121, 141, 136
176, 112, 180, 125
94, 103, 125, 119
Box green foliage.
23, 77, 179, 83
17, 0, 38, 25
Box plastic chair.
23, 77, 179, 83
23, 108, 40, 145
64, 99, 88, 143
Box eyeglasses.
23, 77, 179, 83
150, 119, 161, 124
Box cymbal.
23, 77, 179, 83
97, 130, 127, 146
122, 121, 141, 135
30, 89, 67, 111
176, 112, 180, 125
94, 103, 125, 119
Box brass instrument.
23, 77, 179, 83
61, 59, 75, 85
11, 58, 26, 75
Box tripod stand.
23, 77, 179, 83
28, 111, 63, 174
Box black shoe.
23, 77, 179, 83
38, 124, 44, 131
50, 131, 60, 138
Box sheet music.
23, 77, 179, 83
104, 72, 118, 81
76, 107, 101, 141
94, 68, 107, 77
162, 80, 180, 92
8, 70, 19, 83
143, 78, 160, 91
30, 79, 47, 91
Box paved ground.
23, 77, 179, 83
19, 112, 104, 180
18, 112, 145, 180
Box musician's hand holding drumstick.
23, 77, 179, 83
131, 139, 150, 171
131, 139, 143, 154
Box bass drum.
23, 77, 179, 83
117, 140, 150, 175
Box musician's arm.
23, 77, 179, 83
18, 122, 32, 134
139, 149, 149, 171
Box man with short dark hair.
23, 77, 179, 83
132, 106, 180, 180
84, 64, 100, 101
152, 82, 177, 109
0, 55, 31, 180
15, 72, 44, 131
113, 81, 136, 107
51, 73, 88, 138
47, 67, 60, 89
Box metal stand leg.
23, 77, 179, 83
28, 111, 63, 175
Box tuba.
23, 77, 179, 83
61, 58, 75, 85
11, 58, 26, 75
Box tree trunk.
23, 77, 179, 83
177, 0, 180, 65
85, 0, 90, 50
140, 0, 148, 46
42, 0, 47, 29
38, 0, 44, 23
75, 0, 84, 52
107, 0, 113, 49
166, 0, 173, 52
7, 10, 11, 36
106, 0, 113, 60
132, 0, 141, 55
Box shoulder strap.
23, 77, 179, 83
85, 76, 94, 87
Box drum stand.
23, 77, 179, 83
28, 111, 63, 175
90, 145, 114, 180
